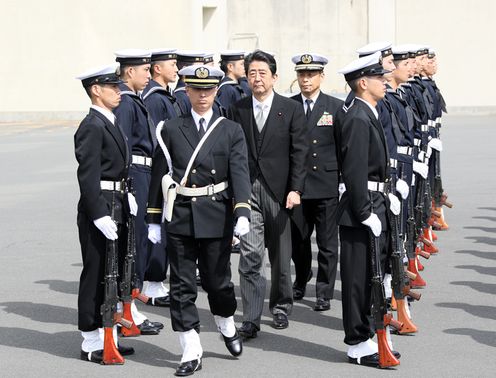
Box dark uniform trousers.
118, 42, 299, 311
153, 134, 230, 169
334, 99, 391, 346
290, 92, 342, 299
75, 108, 130, 331
147, 114, 251, 333
229, 93, 308, 326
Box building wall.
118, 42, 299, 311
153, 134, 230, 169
0, 0, 493, 121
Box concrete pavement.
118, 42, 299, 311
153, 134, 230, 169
0, 115, 495, 377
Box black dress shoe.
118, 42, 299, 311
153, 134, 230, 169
175, 358, 202, 376
237, 321, 258, 339
222, 331, 243, 356
80, 345, 134, 363
138, 319, 161, 335
272, 313, 289, 329
314, 298, 331, 311
147, 295, 170, 307
292, 270, 313, 300
348, 352, 380, 367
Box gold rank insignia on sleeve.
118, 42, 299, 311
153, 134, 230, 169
234, 202, 251, 211
147, 207, 162, 214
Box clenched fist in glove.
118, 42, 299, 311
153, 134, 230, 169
361, 213, 382, 237
395, 179, 409, 200
148, 223, 161, 244
94, 216, 118, 240
234, 216, 250, 237
388, 193, 401, 216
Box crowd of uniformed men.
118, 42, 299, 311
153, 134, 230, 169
74, 41, 449, 375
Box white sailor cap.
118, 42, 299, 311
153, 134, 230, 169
356, 41, 393, 58
176, 50, 206, 64
291, 53, 328, 71
416, 45, 430, 56
220, 50, 246, 62
428, 48, 436, 58
150, 48, 177, 62
115, 49, 152, 65
76, 63, 124, 88
338, 51, 391, 82
178, 64, 224, 88
391, 45, 411, 61
203, 52, 215, 64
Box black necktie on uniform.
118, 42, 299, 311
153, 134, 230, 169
198, 117, 206, 138
305, 99, 313, 120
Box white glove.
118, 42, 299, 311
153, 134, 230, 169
93, 216, 118, 240
388, 193, 401, 216
428, 138, 443, 152
413, 161, 429, 179
127, 193, 138, 216
234, 216, 250, 237
338, 183, 346, 200
395, 179, 409, 200
417, 150, 426, 162
148, 223, 161, 244
361, 213, 382, 237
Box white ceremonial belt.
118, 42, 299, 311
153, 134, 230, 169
435, 117, 442, 124
428, 120, 436, 127
420, 124, 429, 132
101, 180, 125, 191
397, 146, 413, 156
389, 158, 397, 169
132, 155, 152, 167
414, 138, 422, 147
367, 181, 387, 193
176, 181, 228, 197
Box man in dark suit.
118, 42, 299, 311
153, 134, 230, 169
334, 52, 399, 367
147, 65, 251, 376
229, 50, 308, 336
74, 63, 135, 363
289, 53, 343, 312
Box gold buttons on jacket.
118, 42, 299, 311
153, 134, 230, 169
192, 184, 197, 188
192, 197, 197, 202
312, 153, 317, 158
211, 196, 216, 201
313, 139, 318, 144
312, 166, 317, 171
211, 169, 216, 174
192, 169, 197, 174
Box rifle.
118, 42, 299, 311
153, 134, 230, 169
101, 191, 132, 365
407, 182, 427, 287
369, 204, 401, 368
390, 170, 420, 334
120, 179, 149, 337
432, 122, 453, 209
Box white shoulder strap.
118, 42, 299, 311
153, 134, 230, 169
180, 116, 225, 186
156, 121, 173, 176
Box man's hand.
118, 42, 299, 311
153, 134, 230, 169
286, 191, 301, 209
361, 213, 382, 237
93, 216, 118, 240
148, 224, 161, 244
127, 193, 138, 216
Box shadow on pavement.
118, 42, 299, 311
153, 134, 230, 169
35, 279, 79, 295
472, 216, 496, 222
477, 207, 496, 212
436, 302, 496, 321
443, 328, 496, 348
464, 226, 496, 233
464, 236, 496, 246
450, 281, 496, 295
455, 264, 496, 276
454, 249, 496, 261
0, 302, 77, 325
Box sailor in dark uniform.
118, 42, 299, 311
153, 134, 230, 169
335, 52, 400, 367
217, 50, 248, 109
114, 49, 162, 335
147, 65, 251, 376
140, 48, 180, 307
289, 53, 342, 312
74, 63, 135, 362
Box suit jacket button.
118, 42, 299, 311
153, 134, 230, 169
192, 197, 197, 202
313, 139, 318, 144
312, 153, 317, 158
211, 169, 216, 174
192, 169, 197, 174
312, 166, 317, 171
192, 184, 197, 188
